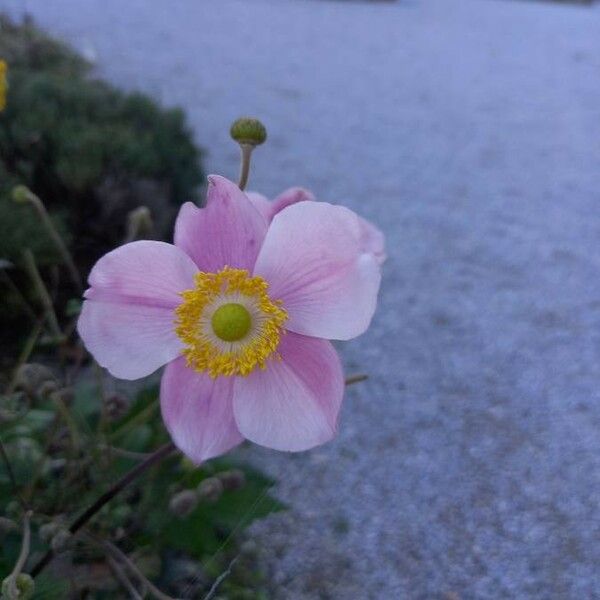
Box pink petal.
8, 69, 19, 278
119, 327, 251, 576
78, 241, 197, 379
358, 216, 387, 266
246, 187, 315, 223
174, 175, 268, 272
245, 191, 272, 222
270, 187, 315, 218
160, 357, 243, 463
232, 332, 343, 452
254, 201, 383, 340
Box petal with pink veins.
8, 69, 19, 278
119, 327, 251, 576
78, 241, 197, 379
175, 175, 268, 272
233, 332, 344, 452
254, 201, 383, 340
161, 357, 244, 463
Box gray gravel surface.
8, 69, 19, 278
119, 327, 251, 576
3, 0, 600, 597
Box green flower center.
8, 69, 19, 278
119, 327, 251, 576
211, 303, 252, 342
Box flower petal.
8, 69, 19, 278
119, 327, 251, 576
253, 201, 383, 340
246, 187, 315, 223
78, 241, 197, 379
269, 187, 315, 219
175, 175, 268, 272
358, 215, 387, 266
233, 332, 343, 452
160, 356, 243, 463
245, 191, 272, 222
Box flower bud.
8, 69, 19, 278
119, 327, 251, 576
11, 185, 34, 205
1, 573, 35, 600
6, 500, 21, 519
14, 363, 57, 398
230, 117, 267, 146
125, 206, 154, 242
103, 394, 128, 421
50, 528, 72, 553
169, 489, 198, 518
39, 521, 61, 543
196, 477, 224, 504
217, 469, 246, 491
0, 517, 17, 534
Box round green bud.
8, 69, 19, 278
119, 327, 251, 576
11, 185, 33, 204
2, 573, 35, 600
230, 117, 267, 146
211, 303, 252, 342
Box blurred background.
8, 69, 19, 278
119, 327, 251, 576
1, 0, 600, 598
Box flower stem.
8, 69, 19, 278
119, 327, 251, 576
237, 144, 253, 191
22, 249, 63, 341
6, 510, 32, 597
345, 373, 368, 386
99, 537, 180, 600
0, 438, 27, 510
18, 188, 83, 292
30, 441, 176, 578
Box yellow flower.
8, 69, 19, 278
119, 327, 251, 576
0, 60, 7, 112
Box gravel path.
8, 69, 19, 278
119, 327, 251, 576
3, 0, 600, 597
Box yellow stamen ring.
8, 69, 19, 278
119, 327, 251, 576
175, 267, 287, 378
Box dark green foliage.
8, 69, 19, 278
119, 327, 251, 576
0, 381, 282, 598
0, 14, 203, 361
0, 25, 203, 264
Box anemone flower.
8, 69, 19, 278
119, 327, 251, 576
78, 176, 385, 462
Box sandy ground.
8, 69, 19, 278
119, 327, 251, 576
3, 0, 600, 597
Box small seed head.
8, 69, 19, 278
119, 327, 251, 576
2, 573, 35, 600
169, 489, 199, 518
230, 117, 267, 146
14, 363, 57, 397
50, 528, 72, 553
11, 185, 34, 204
197, 477, 224, 503
103, 394, 129, 421
0, 516, 17, 534
39, 521, 61, 543
217, 469, 246, 491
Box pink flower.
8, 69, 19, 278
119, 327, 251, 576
78, 176, 384, 462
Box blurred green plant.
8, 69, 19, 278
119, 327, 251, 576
0, 14, 203, 361
0, 374, 283, 598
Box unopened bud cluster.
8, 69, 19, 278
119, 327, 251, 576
168, 470, 247, 519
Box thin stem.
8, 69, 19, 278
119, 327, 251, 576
99, 444, 153, 461
19, 189, 83, 292
237, 144, 254, 191
51, 390, 81, 454
101, 538, 180, 600
106, 555, 144, 600
0, 437, 27, 509
0, 270, 37, 322
345, 373, 368, 386
203, 556, 238, 600
30, 441, 177, 578
6, 510, 32, 596
22, 249, 63, 341
5, 319, 44, 395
